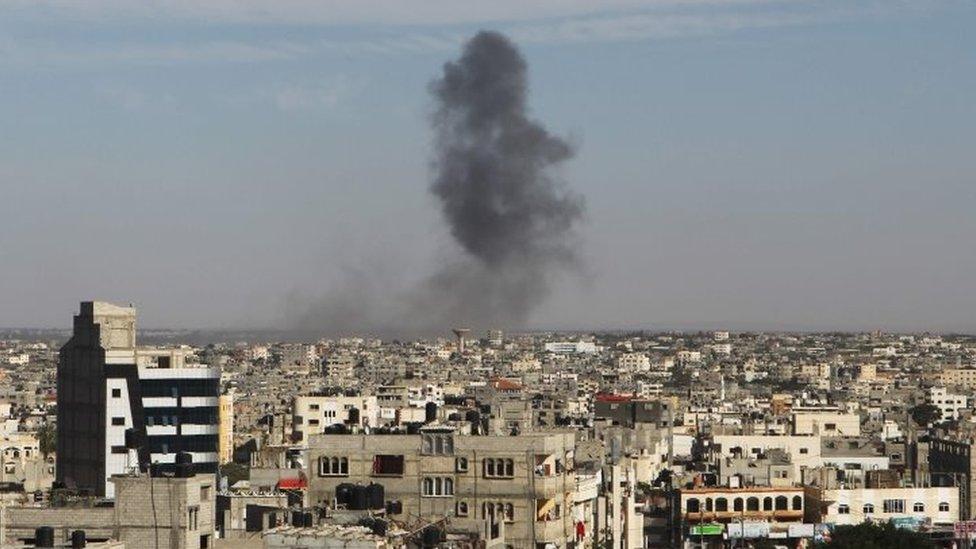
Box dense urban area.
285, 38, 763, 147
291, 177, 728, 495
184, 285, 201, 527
1, 302, 976, 548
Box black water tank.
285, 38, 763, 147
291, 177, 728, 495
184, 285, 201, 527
367, 483, 384, 509
425, 402, 438, 423
372, 519, 388, 537
406, 422, 422, 435
350, 485, 368, 510
176, 463, 194, 478
347, 406, 360, 425
71, 530, 87, 549
176, 452, 193, 465
385, 500, 403, 515
335, 483, 354, 506
34, 526, 54, 548
422, 526, 441, 547
124, 428, 141, 449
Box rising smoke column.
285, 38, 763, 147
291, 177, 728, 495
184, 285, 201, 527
418, 30, 584, 330
294, 31, 583, 337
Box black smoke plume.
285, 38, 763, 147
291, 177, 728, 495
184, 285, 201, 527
295, 31, 583, 336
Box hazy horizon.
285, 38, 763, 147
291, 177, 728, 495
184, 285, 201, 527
2, 1, 975, 335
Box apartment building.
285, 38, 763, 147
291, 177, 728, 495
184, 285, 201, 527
791, 409, 860, 437
679, 486, 805, 541
57, 301, 220, 497
711, 434, 822, 479
805, 485, 957, 528
292, 394, 379, 443
306, 429, 576, 548
928, 387, 968, 422
939, 368, 976, 390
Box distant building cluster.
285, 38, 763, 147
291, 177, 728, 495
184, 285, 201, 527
3, 302, 976, 547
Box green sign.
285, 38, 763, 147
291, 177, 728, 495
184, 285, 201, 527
690, 524, 724, 536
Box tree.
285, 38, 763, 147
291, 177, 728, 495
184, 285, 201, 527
37, 422, 56, 457
220, 462, 250, 487
817, 522, 935, 549
910, 403, 942, 427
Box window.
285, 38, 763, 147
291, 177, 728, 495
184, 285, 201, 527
799, 448, 809, 454
687, 499, 700, 513
705, 498, 713, 512
201, 485, 211, 502
883, 499, 905, 513
747, 497, 759, 512
422, 476, 455, 497
309, 419, 320, 426
188, 507, 199, 530
373, 455, 404, 476
457, 501, 469, 516
112, 417, 125, 426
763, 497, 773, 511
715, 498, 728, 512
837, 504, 850, 514
733, 498, 743, 512
111, 445, 127, 454
792, 496, 802, 511
863, 504, 875, 514
775, 496, 788, 511
456, 457, 469, 473
310, 404, 320, 411
319, 456, 349, 477
483, 458, 515, 479
112, 388, 122, 398
940, 502, 950, 512
913, 502, 924, 512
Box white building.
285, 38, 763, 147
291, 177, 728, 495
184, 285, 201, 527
809, 486, 958, 527
544, 341, 599, 354
928, 387, 967, 422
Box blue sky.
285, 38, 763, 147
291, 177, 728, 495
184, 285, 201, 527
1, 1, 974, 333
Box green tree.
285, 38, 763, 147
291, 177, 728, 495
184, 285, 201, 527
220, 462, 250, 487
817, 522, 935, 549
910, 403, 942, 427
37, 422, 56, 456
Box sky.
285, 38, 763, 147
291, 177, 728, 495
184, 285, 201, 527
1, 0, 975, 334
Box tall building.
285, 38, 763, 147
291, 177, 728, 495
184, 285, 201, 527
57, 301, 221, 497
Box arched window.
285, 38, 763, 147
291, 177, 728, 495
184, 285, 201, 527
763, 497, 773, 511
705, 498, 713, 512
775, 496, 788, 511
504, 459, 514, 477
939, 502, 950, 512
747, 497, 759, 512
423, 477, 434, 496
457, 501, 469, 516
863, 503, 874, 514
331, 457, 339, 473
837, 504, 850, 514
913, 502, 924, 512
792, 496, 802, 511
733, 498, 743, 512
444, 478, 454, 496
434, 436, 444, 454
340, 457, 348, 474
505, 503, 514, 521
483, 502, 495, 518
715, 498, 728, 512
485, 458, 496, 477
687, 498, 700, 513
435, 477, 443, 495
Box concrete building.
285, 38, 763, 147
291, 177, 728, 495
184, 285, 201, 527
939, 368, 976, 390
3, 472, 215, 549
57, 301, 220, 497
805, 485, 958, 528
306, 429, 576, 548
218, 392, 234, 464
292, 395, 379, 444
928, 387, 967, 422
791, 409, 860, 437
